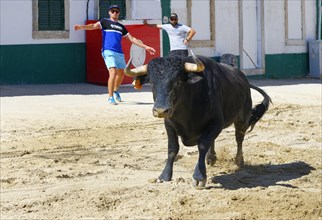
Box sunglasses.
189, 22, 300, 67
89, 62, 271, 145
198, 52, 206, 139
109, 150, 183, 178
110, 10, 120, 14
170, 17, 177, 21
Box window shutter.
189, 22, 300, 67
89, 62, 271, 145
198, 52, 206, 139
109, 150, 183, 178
50, 0, 64, 30
38, 0, 50, 30
99, 0, 126, 20
38, 0, 64, 30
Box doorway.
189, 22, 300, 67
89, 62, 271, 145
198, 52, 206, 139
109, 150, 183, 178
239, 0, 265, 75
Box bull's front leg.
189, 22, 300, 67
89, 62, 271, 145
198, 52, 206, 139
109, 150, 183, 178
193, 124, 222, 188
193, 141, 209, 188
158, 121, 179, 182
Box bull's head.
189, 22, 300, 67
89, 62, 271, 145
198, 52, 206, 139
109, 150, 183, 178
124, 50, 205, 77
124, 51, 205, 118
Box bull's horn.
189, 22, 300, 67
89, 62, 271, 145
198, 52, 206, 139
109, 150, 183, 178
124, 57, 148, 77
184, 50, 205, 72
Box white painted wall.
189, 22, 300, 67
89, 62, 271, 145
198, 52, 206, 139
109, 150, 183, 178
69, 0, 94, 44
305, 0, 318, 40
0, 0, 87, 45
1, 0, 32, 45
0, 0, 318, 57
264, 0, 285, 54
131, 0, 161, 19
264, 0, 316, 54
191, 0, 211, 40
287, 0, 303, 40
171, 0, 215, 57
171, 0, 188, 24
214, 1, 239, 56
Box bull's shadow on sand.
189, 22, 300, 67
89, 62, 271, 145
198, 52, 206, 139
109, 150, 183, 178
211, 161, 315, 190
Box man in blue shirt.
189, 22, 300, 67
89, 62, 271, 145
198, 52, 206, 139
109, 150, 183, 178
75, 5, 156, 105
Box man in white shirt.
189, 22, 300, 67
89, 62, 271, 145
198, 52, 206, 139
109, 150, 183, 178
143, 13, 196, 58
132, 13, 196, 90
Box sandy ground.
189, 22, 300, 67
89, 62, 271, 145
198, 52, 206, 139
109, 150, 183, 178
1, 78, 321, 219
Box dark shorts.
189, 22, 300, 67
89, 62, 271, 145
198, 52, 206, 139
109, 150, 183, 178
168, 50, 189, 58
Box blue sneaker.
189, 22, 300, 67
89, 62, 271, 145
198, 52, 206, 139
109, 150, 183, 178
114, 91, 122, 102
108, 96, 117, 105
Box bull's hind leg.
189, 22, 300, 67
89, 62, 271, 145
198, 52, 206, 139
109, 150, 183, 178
234, 121, 248, 167
206, 140, 217, 165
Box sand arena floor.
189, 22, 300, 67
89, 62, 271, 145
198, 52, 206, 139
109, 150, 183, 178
1, 79, 321, 219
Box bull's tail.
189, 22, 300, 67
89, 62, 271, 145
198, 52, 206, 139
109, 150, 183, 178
248, 84, 272, 132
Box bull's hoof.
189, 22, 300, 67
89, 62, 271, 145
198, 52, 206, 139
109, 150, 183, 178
206, 155, 217, 166
235, 157, 244, 167
158, 175, 171, 182
192, 178, 207, 189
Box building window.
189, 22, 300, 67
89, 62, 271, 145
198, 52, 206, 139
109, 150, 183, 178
32, 0, 70, 39
99, 0, 126, 20
285, 0, 305, 45
38, 0, 65, 30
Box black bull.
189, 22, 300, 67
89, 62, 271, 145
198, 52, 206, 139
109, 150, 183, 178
125, 53, 271, 188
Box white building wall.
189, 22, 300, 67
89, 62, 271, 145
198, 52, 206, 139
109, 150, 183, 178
0, 0, 87, 45
69, 0, 92, 43
214, 0, 239, 56
191, 0, 211, 40
264, 0, 316, 54
171, 0, 188, 24
131, 0, 161, 19
1, 0, 32, 45
169, 0, 317, 57
264, 0, 285, 54
305, 0, 318, 40
0, 0, 318, 55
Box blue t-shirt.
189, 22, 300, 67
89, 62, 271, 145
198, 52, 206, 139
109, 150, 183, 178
99, 18, 129, 53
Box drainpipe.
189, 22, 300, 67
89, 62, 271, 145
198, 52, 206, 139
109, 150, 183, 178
86, 0, 90, 20
161, 0, 171, 57
318, 0, 322, 40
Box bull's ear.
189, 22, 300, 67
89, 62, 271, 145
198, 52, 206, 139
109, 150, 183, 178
187, 74, 203, 84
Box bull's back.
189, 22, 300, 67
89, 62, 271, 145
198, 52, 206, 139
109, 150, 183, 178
196, 57, 252, 127
170, 57, 250, 145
